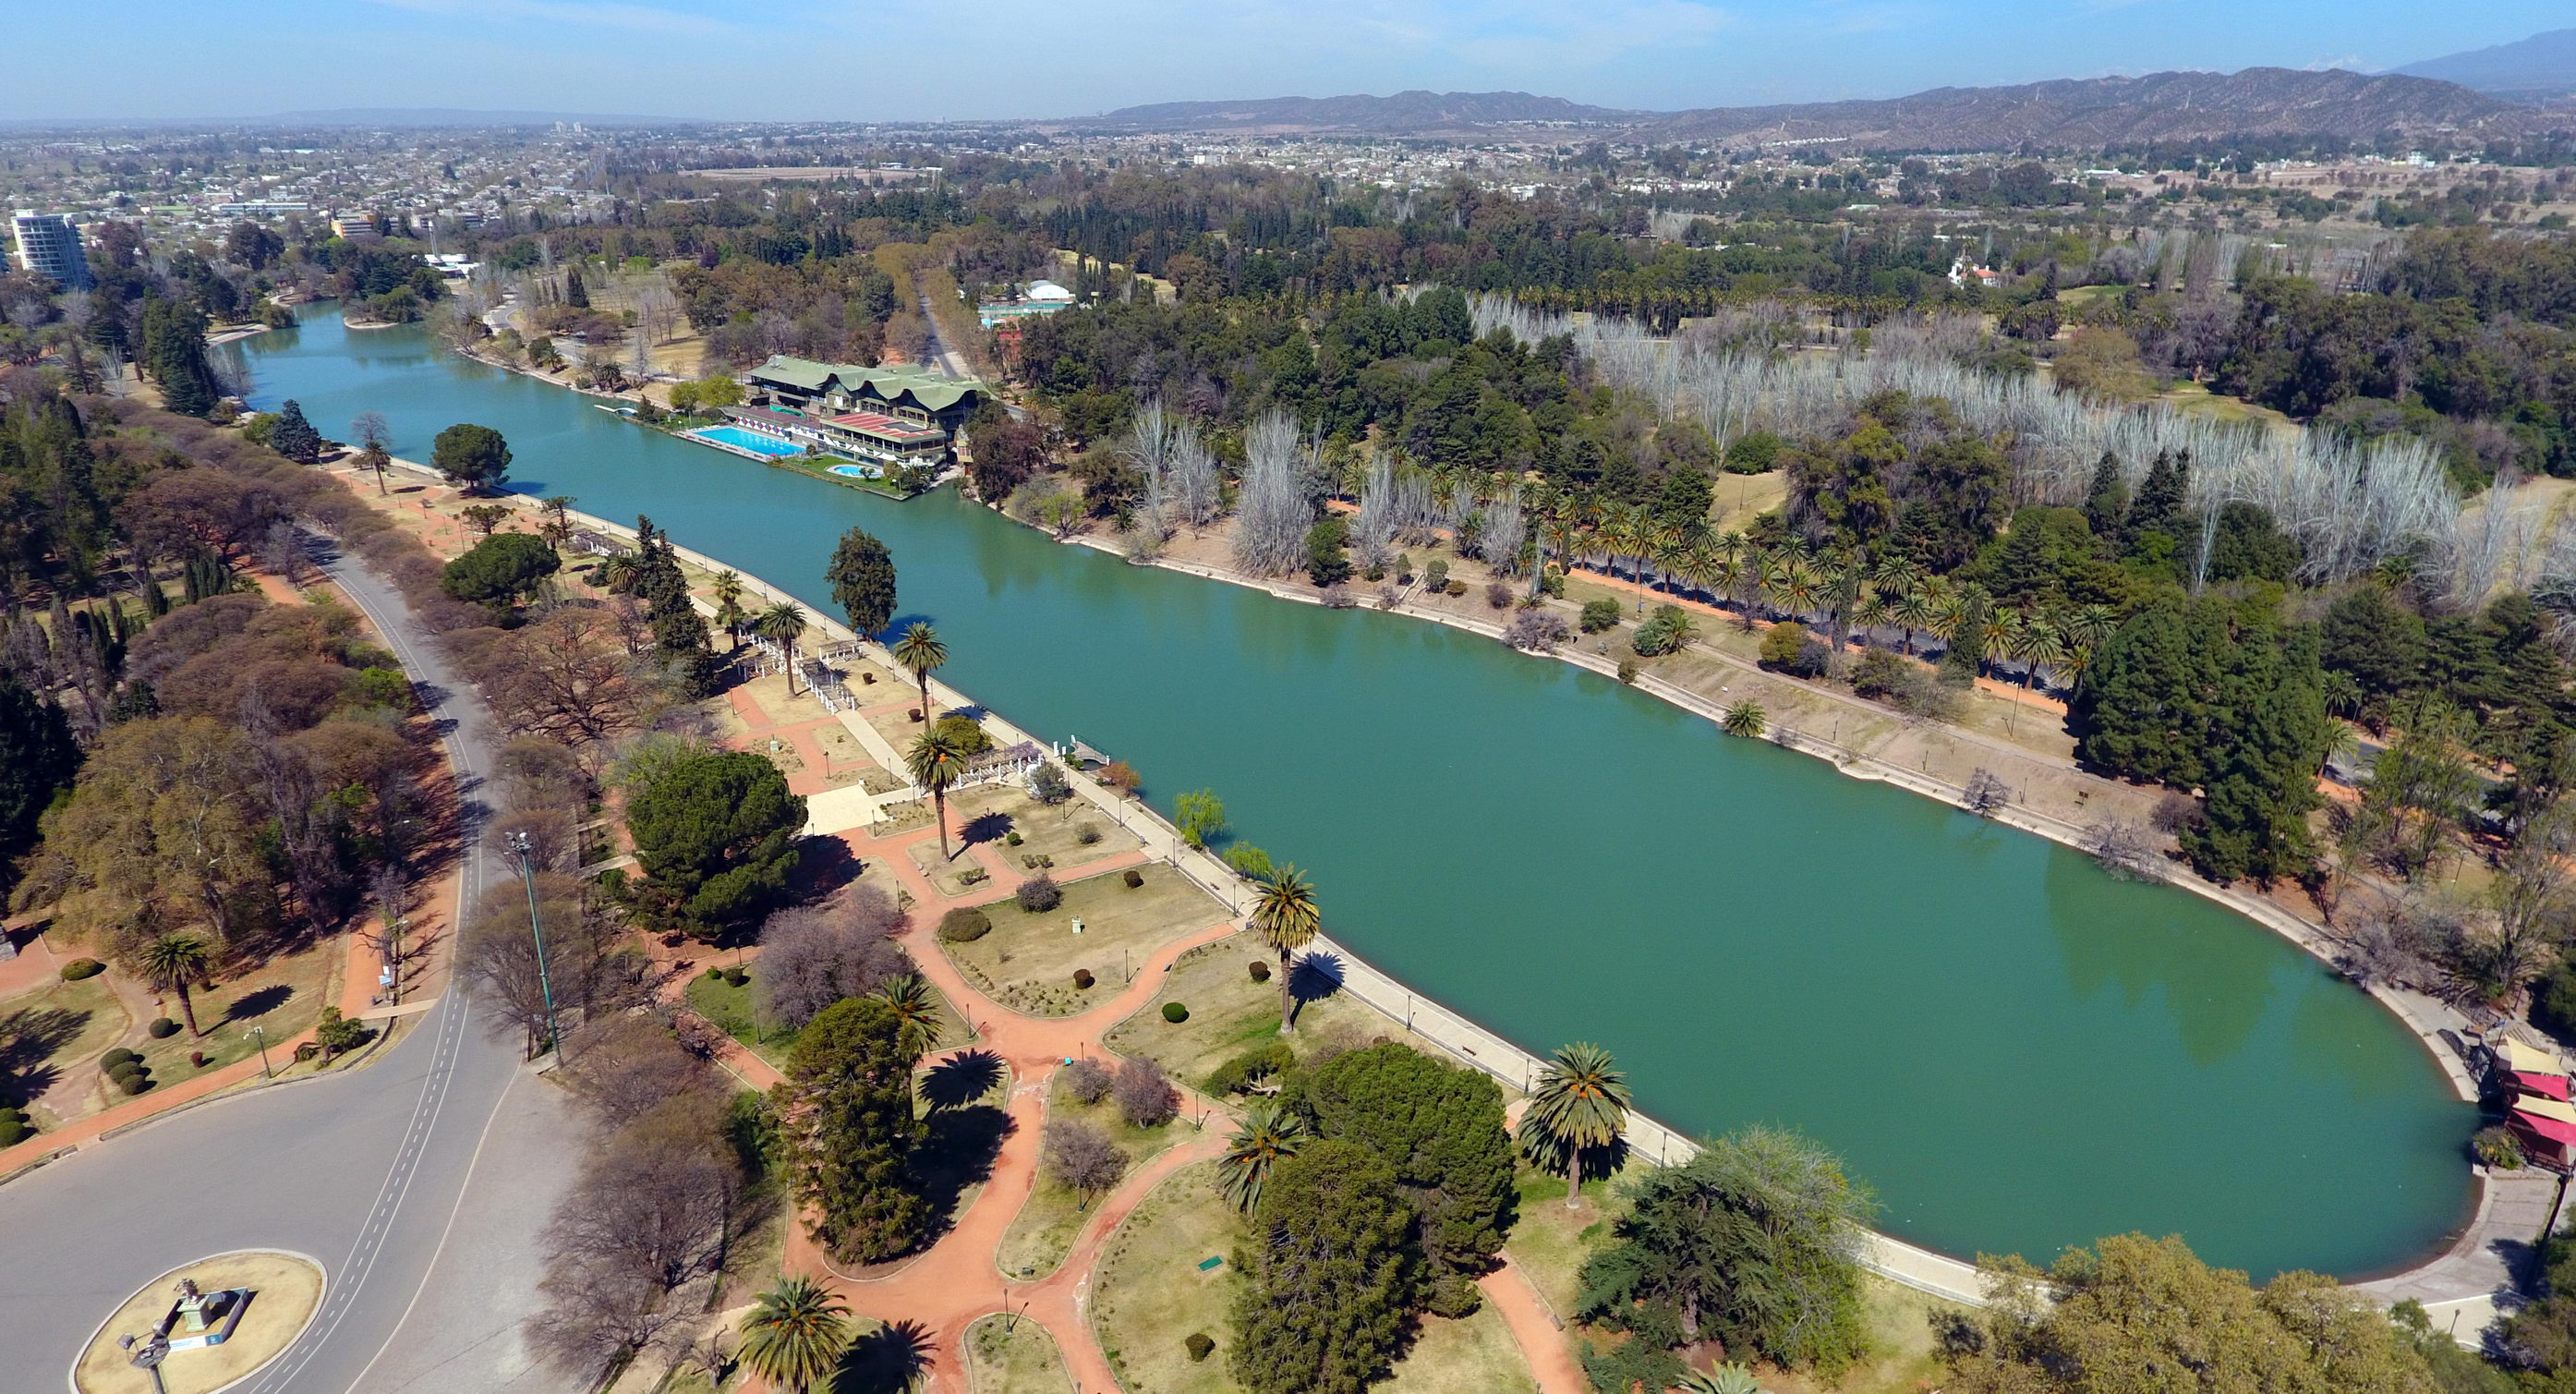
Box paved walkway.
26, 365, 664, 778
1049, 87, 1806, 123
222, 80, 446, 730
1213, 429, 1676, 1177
687, 649, 1581, 1393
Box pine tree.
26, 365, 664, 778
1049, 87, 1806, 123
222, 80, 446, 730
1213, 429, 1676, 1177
2184, 624, 2328, 883
774, 997, 930, 1265
1230, 1139, 1423, 1394
141, 297, 221, 418
630, 516, 720, 697
2126, 448, 2192, 549
268, 398, 323, 463
1938, 586, 1991, 686
2072, 600, 2219, 788
2081, 451, 2129, 541
563, 265, 589, 309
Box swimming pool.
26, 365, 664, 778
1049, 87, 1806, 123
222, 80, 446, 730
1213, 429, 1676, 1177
829, 464, 875, 479
691, 424, 805, 457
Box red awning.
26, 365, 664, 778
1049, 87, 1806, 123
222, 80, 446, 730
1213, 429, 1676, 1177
2512, 1108, 2576, 1146
2514, 1071, 2571, 1101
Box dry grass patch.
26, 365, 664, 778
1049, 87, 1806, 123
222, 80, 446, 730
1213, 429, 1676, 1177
113, 938, 339, 1114
907, 837, 998, 896
965, 1313, 1074, 1394
950, 783, 1140, 871
939, 866, 1228, 1017
995, 1073, 1191, 1279
1104, 933, 1400, 1092
73, 1251, 323, 1394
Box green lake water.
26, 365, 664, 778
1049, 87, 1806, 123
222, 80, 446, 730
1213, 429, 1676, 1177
230, 308, 2477, 1278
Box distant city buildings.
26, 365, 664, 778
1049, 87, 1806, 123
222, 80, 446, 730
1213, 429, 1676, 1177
9, 210, 91, 290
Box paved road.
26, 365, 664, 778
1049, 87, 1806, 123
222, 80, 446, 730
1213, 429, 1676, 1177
0, 544, 554, 1394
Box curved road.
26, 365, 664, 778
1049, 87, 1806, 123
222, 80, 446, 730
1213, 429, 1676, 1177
0, 545, 555, 1394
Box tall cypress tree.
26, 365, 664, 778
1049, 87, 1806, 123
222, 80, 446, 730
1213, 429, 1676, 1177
2126, 449, 2192, 549
2072, 600, 2220, 788
2184, 624, 2328, 883
2081, 450, 2130, 541
632, 515, 720, 697
269, 398, 323, 463
775, 997, 929, 1265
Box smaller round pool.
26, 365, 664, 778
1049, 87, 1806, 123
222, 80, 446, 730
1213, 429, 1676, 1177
829, 464, 873, 479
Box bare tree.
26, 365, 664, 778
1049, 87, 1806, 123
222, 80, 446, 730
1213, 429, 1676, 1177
1231, 410, 1314, 576
1113, 1056, 1179, 1128
1481, 487, 1527, 579
1963, 768, 2011, 817
1351, 456, 1398, 575
753, 888, 913, 1031
1043, 1118, 1126, 1206
526, 1096, 742, 1379
2080, 818, 2160, 881
1060, 1057, 1112, 1105
562, 1013, 719, 1129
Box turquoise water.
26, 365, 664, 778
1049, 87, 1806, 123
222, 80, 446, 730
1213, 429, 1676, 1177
692, 424, 804, 456
233, 309, 2476, 1278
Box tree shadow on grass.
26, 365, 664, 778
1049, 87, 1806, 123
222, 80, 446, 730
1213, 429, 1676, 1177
919, 1049, 1005, 1112
792, 837, 865, 903
220, 984, 294, 1025
960, 811, 1012, 847
910, 1103, 1012, 1244
1285, 952, 1345, 1028
0, 1006, 91, 1106
831, 1317, 934, 1394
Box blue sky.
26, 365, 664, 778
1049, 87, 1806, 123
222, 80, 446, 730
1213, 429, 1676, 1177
6, 2, 2568, 121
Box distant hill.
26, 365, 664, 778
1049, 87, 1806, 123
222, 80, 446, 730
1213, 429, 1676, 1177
2395, 29, 2576, 100
1643, 68, 2525, 150
1082, 68, 2548, 151
1087, 90, 1641, 134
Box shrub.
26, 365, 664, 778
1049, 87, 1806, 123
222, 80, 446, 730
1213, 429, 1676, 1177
1075, 826, 1102, 846
189, 1051, 208, 1068
1484, 580, 1513, 609
1444, 579, 1466, 597
1616, 658, 1639, 685
722, 967, 748, 988
1122, 867, 1143, 889
2475, 1125, 2527, 1170
1424, 558, 1449, 590
937, 907, 993, 942
1186, 1333, 1215, 1363
1248, 959, 1271, 983
1061, 1057, 1113, 1105
147, 1017, 179, 1039
1162, 1001, 1190, 1024
1204, 1040, 1294, 1095
1578, 598, 1623, 633
119, 1073, 153, 1096
101, 1048, 137, 1070
1629, 604, 1699, 658
1005, 830, 1023, 846
1072, 969, 1094, 990
1114, 1056, 1179, 1127
1503, 611, 1571, 653
0, 1116, 29, 1146
1017, 874, 1062, 913
60, 959, 103, 982
1758, 621, 1810, 670
1850, 647, 1909, 699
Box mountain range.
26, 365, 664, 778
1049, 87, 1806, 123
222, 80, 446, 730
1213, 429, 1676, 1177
2395, 29, 2576, 100
1085, 66, 2563, 151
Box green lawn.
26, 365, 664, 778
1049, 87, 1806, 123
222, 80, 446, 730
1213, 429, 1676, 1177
964, 1313, 1074, 1394
1101, 933, 1399, 1094
116, 939, 339, 1111
995, 1071, 1193, 1280
0, 973, 130, 1128
939, 865, 1231, 1017
684, 965, 973, 1073
1091, 1161, 1537, 1394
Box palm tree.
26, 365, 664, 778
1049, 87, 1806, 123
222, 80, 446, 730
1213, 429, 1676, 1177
891, 622, 948, 717
2016, 617, 2069, 696
1926, 579, 1968, 649
1216, 1098, 1308, 1214
2064, 601, 2118, 655
1850, 588, 1893, 646
1678, 1364, 1765, 1394
737, 1277, 851, 1394
709, 570, 750, 651
907, 728, 971, 862
1979, 606, 2023, 684
600, 550, 645, 594
350, 410, 392, 496
874, 974, 941, 1055
1518, 1042, 1632, 1207
1763, 557, 1819, 625
754, 601, 809, 694
1887, 586, 1936, 657
538, 495, 577, 547
1722, 700, 1766, 737
1250, 866, 1321, 1034
136, 932, 214, 1038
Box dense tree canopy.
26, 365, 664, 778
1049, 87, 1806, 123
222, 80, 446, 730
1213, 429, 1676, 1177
1230, 1138, 1424, 1394
622, 748, 804, 937
1282, 1043, 1515, 1299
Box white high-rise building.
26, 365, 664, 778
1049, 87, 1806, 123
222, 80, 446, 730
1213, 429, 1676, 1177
10, 211, 91, 291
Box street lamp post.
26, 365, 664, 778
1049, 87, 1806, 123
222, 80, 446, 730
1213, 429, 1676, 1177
250, 1024, 272, 1080
506, 831, 562, 1060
